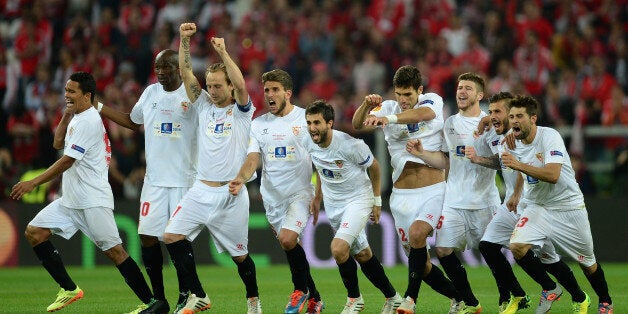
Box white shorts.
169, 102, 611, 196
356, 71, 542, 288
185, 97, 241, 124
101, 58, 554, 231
324, 199, 371, 255
510, 203, 596, 267
482, 205, 560, 264
390, 182, 445, 254
435, 205, 497, 251
29, 198, 122, 251
138, 184, 189, 240
264, 192, 312, 238
165, 181, 250, 256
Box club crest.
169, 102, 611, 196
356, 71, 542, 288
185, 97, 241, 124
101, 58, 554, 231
334, 160, 343, 168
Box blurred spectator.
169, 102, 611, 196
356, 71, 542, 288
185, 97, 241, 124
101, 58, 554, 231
451, 31, 490, 76
23, 63, 52, 112
0, 45, 19, 110
155, 0, 189, 34
439, 15, 470, 57
571, 153, 596, 196
511, 0, 553, 47
13, 17, 44, 85
487, 59, 520, 96
6, 102, 40, 167
118, 0, 155, 35
481, 11, 512, 70
299, 61, 338, 103
580, 56, 618, 112
513, 30, 554, 98
352, 48, 386, 95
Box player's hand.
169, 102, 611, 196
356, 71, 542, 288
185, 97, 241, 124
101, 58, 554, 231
502, 132, 516, 150
309, 197, 321, 225
464, 145, 483, 164
500, 150, 518, 169
10, 180, 36, 200
474, 116, 492, 137
406, 139, 424, 157
363, 94, 383, 110
363, 115, 389, 127
370, 206, 381, 224
228, 178, 244, 195
506, 194, 520, 213
210, 37, 226, 54
179, 23, 197, 37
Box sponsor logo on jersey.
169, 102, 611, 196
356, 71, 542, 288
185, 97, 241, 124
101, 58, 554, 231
550, 150, 563, 157
71, 144, 85, 154
526, 175, 539, 184
262, 128, 268, 135
455, 145, 465, 157
448, 128, 455, 134
214, 123, 224, 133
161, 122, 173, 134
334, 160, 343, 168
292, 126, 301, 135
491, 140, 499, 146
407, 123, 419, 133
321, 168, 342, 179
274, 146, 287, 158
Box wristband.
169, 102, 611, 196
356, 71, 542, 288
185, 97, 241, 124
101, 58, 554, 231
373, 195, 382, 206
385, 114, 398, 124
97, 102, 104, 113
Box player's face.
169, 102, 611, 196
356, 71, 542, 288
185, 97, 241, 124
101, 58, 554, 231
64, 80, 89, 111
509, 106, 536, 141
206, 71, 233, 106
456, 80, 482, 111
306, 113, 332, 147
488, 100, 509, 135
264, 81, 292, 116
154, 56, 179, 91
393, 86, 422, 111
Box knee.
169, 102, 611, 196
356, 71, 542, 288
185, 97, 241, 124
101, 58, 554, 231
140, 234, 159, 247
580, 262, 597, 276
103, 244, 130, 265
408, 222, 430, 247
232, 254, 247, 264
509, 243, 529, 260
435, 246, 453, 258
330, 240, 350, 263
277, 230, 298, 251
163, 233, 184, 244
352, 247, 373, 264
24, 225, 50, 246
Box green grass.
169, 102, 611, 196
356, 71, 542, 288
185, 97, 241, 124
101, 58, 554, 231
0, 263, 626, 313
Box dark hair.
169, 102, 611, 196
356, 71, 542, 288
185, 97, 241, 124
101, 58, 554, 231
509, 95, 539, 117
488, 91, 514, 105
69, 71, 96, 102
392, 65, 422, 90
262, 69, 293, 91
155, 49, 178, 67
458, 72, 485, 93
305, 100, 335, 123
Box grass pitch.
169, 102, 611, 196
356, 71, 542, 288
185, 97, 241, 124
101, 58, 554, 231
1, 263, 626, 313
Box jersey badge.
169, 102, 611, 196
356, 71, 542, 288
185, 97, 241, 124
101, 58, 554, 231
68, 127, 74, 137
371, 105, 382, 112
536, 153, 543, 162
181, 101, 189, 112
550, 150, 563, 157
334, 160, 343, 168
227, 108, 233, 116
292, 126, 301, 135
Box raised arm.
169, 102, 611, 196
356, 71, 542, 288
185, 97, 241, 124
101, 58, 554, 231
179, 23, 203, 103
352, 94, 381, 130
53, 106, 75, 150
210, 37, 248, 106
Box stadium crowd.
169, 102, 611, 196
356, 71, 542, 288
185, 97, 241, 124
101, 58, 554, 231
0, 0, 626, 201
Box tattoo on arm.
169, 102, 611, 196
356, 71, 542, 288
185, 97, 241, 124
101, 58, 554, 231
190, 83, 202, 98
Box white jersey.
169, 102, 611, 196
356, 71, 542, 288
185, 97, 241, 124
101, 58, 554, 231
195, 90, 255, 181
474, 129, 521, 203
302, 130, 374, 203
370, 93, 445, 183
61, 107, 114, 209
442, 112, 501, 209
247, 106, 312, 205
510, 126, 585, 210
130, 83, 199, 187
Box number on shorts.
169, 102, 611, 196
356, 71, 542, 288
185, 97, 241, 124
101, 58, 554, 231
398, 228, 407, 242
436, 215, 444, 229
141, 202, 150, 216
517, 217, 529, 227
